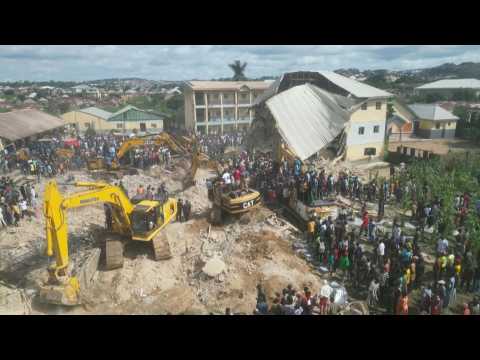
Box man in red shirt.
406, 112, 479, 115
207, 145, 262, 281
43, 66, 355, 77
360, 211, 369, 237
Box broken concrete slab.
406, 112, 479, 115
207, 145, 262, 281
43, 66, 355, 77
202, 257, 226, 277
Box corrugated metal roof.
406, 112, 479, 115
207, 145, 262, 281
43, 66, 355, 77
186, 80, 272, 91
265, 83, 351, 161
317, 71, 393, 98
408, 104, 459, 121
108, 105, 164, 122
79, 107, 112, 120
0, 109, 66, 141
416, 78, 480, 90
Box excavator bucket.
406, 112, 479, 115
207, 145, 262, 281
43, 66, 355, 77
39, 277, 81, 306
152, 232, 172, 260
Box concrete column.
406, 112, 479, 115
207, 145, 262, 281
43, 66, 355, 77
220, 92, 224, 135
235, 91, 238, 128
205, 92, 209, 135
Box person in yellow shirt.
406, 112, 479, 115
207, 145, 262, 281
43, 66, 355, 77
307, 217, 316, 243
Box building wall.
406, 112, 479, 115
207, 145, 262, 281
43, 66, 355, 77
184, 84, 265, 135
184, 87, 195, 131
109, 120, 163, 132
416, 119, 457, 139
345, 99, 388, 161
62, 111, 110, 132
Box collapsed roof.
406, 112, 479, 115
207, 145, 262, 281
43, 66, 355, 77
263, 83, 357, 160
0, 109, 66, 141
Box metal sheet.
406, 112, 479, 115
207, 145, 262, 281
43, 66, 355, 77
0, 109, 66, 141
265, 84, 351, 160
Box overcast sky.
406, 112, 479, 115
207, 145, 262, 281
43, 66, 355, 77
1, 45, 480, 82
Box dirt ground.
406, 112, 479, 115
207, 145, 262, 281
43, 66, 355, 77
1, 155, 475, 315
389, 138, 480, 155
0, 159, 327, 315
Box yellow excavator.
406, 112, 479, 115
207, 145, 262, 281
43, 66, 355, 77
40, 180, 177, 306
87, 132, 189, 177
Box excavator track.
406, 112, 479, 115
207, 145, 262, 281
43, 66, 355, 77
152, 232, 172, 260
105, 236, 124, 270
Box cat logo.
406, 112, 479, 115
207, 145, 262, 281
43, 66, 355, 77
242, 200, 254, 209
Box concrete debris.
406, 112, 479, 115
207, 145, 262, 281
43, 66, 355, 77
202, 257, 226, 277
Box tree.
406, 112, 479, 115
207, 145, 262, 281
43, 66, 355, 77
228, 60, 248, 81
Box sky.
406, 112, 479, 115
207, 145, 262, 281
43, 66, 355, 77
1, 45, 480, 82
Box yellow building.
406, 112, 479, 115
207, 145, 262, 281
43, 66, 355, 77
408, 104, 458, 139
250, 71, 393, 162
62, 106, 164, 134
62, 107, 112, 132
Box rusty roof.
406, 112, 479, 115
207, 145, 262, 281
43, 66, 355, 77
0, 109, 66, 141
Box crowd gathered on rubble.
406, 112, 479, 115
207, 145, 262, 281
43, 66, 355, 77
2, 130, 480, 315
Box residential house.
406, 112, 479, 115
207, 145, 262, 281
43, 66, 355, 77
387, 99, 414, 141
62, 107, 112, 132
62, 105, 164, 134
408, 103, 459, 139
183, 80, 272, 134
107, 105, 164, 133
415, 79, 480, 99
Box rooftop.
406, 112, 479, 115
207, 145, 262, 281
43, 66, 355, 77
316, 70, 393, 99
416, 78, 480, 90
0, 109, 65, 141
408, 103, 459, 121
186, 80, 273, 91
78, 107, 112, 120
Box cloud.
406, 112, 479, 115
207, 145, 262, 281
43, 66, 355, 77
0, 45, 479, 81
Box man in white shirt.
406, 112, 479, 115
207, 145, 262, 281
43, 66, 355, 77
0, 206, 7, 227
437, 237, 449, 255
377, 241, 385, 267
19, 199, 28, 219
222, 171, 232, 190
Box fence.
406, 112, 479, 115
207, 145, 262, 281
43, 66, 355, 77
387, 145, 440, 164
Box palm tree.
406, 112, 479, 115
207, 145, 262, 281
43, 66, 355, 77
228, 60, 248, 81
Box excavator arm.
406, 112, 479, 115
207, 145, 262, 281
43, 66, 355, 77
42, 180, 136, 305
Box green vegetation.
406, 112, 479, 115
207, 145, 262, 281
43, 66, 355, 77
398, 153, 480, 250
0, 107, 9, 113
453, 106, 480, 143
228, 60, 248, 81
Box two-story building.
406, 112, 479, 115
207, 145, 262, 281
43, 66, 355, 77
250, 71, 393, 162
183, 80, 272, 135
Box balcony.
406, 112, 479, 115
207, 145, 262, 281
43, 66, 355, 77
208, 117, 222, 124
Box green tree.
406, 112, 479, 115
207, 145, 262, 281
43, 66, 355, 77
228, 60, 248, 81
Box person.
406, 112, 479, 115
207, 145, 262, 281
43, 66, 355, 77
176, 199, 183, 222
183, 200, 191, 222
0, 205, 6, 228
377, 240, 385, 268
255, 284, 268, 315
307, 217, 315, 243
397, 290, 409, 315
104, 204, 113, 230
463, 303, 471, 315
19, 199, 28, 219
360, 210, 369, 237
368, 218, 376, 243
367, 278, 379, 309
136, 184, 145, 197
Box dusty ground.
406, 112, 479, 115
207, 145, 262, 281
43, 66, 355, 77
0, 159, 326, 315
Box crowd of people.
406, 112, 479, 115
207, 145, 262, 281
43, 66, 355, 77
0, 176, 37, 228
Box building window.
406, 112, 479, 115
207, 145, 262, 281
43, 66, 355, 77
241, 93, 248, 100
358, 126, 365, 135
361, 102, 368, 110
376, 102, 382, 110
151, 123, 157, 128
373, 125, 380, 133
116, 123, 123, 129
436, 123, 440, 129
448, 122, 451, 126
84, 123, 90, 128
364, 148, 376, 156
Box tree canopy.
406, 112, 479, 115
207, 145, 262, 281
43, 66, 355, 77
228, 60, 248, 81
